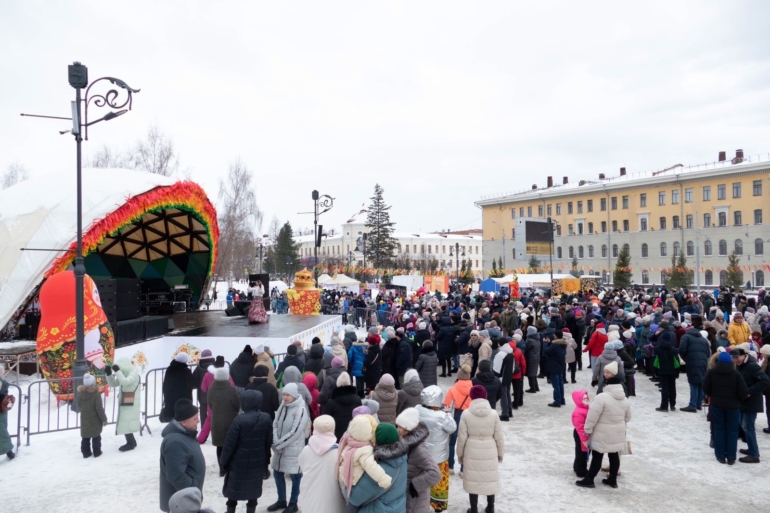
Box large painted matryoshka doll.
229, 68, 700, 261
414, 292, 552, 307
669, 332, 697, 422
36, 271, 115, 400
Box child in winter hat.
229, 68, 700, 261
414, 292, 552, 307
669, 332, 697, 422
337, 414, 392, 499
168, 487, 215, 513
78, 372, 107, 459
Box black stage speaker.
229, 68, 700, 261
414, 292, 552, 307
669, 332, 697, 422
115, 318, 145, 347
225, 306, 241, 317
144, 316, 168, 339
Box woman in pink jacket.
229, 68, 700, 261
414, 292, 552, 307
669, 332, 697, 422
571, 389, 590, 478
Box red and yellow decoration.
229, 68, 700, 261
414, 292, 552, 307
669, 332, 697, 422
37, 271, 115, 400
285, 268, 322, 315
45, 181, 219, 277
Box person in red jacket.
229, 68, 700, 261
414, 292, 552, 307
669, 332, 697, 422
510, 336, 528, 409
584, 323, 607, 369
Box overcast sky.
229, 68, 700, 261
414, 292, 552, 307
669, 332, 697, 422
2, 1, 769, 236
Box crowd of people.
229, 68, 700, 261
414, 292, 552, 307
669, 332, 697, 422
2, 283, 770, 512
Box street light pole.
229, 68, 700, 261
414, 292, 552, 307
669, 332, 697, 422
548, 217, 554, 296
456, 242, 460, 285
695, 209, 701, 294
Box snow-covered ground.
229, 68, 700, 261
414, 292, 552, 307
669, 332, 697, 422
3, 351, 770, 512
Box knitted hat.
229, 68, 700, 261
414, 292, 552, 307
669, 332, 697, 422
287, 345, 298, 355
336, 372, 351, 387
700, 330, 709, 339
330, 337, 340, 347
243, 344, 253, 355
352, 405, 372, 418
174, 352, 190, 364
456, 364, 472, 380
313, 415, 335, 434
168, 487, 203, 513
332, 357, 345, 368
174, 398, 199, 422
650, 324, 659, 333
469, 384, 487, 400
282, 383, 300, 399
362, 398, 380, 414
418, 322, 427, 330
718, 351, 733, 363
201, 349, 212, 358
82, 373, 96, 387
422, 340, 433, 351
513, 334, 522, 342
396, 408, 420, 431
367, 334, 381, 345
345, 324, 356, 333
375, 422, 400, 445
622, 329, 635, 340
252, 365, 269, 378
214, 367, 230, 381
214, 355, 226, 367
479, 329, 490, 339
760, 345, 770, 357
608, 325, 620, 332
404, 369, 420, 384
604, 361, 619, 376
562, 330, 573, 340
380, 373, 395, 386
527, 326, 538, 335
368, 327, 379, 334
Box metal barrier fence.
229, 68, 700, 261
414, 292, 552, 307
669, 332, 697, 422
4, 383, 22, 451
25, 377, 120, 446
352, 307, 395, 328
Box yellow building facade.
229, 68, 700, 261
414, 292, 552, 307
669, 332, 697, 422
477, 153, 770, 287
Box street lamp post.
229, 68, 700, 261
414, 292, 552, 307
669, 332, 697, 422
66, 62, 139, 409
548, 217, 555, 296
309, 190, 334, 281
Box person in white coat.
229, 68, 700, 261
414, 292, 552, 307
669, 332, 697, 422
415, 386, 456, 512
297, 415, 346, 513
269, 383, 310, 513
576, 361, 631, 489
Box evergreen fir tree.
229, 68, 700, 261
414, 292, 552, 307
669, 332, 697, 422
273, 222, 301, 278
498, 256, 504, 273
570, 256, 580, 278
613, 245, 632, 288
491, 258, 498, 277
726, 250, 743, 290
665, 253, 692, 290
528, 255, 541, 273
364, 184, 398, 268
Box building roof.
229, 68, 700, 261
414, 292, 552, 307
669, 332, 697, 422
294, 230, 481, 244
476, 153, 770, 207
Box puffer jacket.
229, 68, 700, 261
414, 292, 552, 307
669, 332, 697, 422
524, 333, 541, 378
584, 382, 631, 454
77, 384, 107, 439
371, 381, 398, 424
348, 341, 368, 378
593, 349, 625, 393
207, 379, 240, 447
302, 373, 320, 418
404, 423, 441, 513
317, 366, 345, 405
343, 331, 358, 352
456, 398, 504, 496
704, 361, 749, 409
435, 317, 456, 360
471, 370, 501, 409
161, 360, 194, 423
571, 389, 589, 451
256, 352, 277, 386
348, 438, 409, 513
415, 403, 456, 464
653, 333, 680, 376
415, 346, 438, 387
305, 344, 325, 376
544, 338, 568, 375
364, 343, 382, 391
477, 341, 493, 367
323, 385, 362, 440
678, 328, 712, 385
159, 420, 206, 512
396, 338, 413, 377
332, 344, 349, 368
272, 396, 310, 474
397, 379, 424, 414
281, 366, 314, 408
230, 352, 255, 388
106, 357, 141, 435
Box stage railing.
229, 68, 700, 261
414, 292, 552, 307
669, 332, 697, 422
24, 377, 120, 446
4, 383, 22, 452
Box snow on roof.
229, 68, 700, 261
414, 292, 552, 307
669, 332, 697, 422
346, 204, 368, 224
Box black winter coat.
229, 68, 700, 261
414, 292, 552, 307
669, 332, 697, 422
471, 370, 501, 409
703, 362, 749, 410
455, 324, 472, 355
381, 339, 399, 377
413, 329, 431, 366
524, 334, 541, 378
544, 339, 568, 375
230, 352, 255, 388
737, 356, 770, 413
219, 390, 273, 501
495, 351, 514, 388
159, 421, 206, 512
653, 334, 679, 376
343, 332, 357, 352
304, 344, 325, 377
161, 360, 194, 422
275, 354, 305, 381
415, 349, 438, 387
435, 318, 457, 360
245, 378, 280, 420
364, 344, 382, 391
317, 366, 345, 405
322, 385, 362, 440
396, 339, 413, 377
678, 329, 711, 385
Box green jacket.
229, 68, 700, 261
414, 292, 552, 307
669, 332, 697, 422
77, 385, 107, 438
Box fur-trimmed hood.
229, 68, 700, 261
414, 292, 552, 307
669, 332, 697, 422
77, 384, 99, 393
373, 437, 409, 461
401, 422, 429, 450
551, 338, 569, 346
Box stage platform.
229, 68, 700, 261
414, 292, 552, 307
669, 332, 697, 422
167, 310, 340, 339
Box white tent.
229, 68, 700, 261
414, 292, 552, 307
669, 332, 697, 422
493, 273, 574, 287
332, 274, 360, 288
269, 280, 288, 293
316, 274, 333, 286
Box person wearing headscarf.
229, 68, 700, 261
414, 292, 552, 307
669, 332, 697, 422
398, 369, 424, 414
416, 386, 456, 512
298, 415, 347, 513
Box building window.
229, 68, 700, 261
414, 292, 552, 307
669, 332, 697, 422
568, 224, 574, 235
756, 238, 764, 255
587, 200, 593, 212
622, 196, 629, 209
718, 239, 727, 256
601, 245, 608, 258
538, 205, 544, 217
754, 180, 762, 196
476, 260, 479, 267
556, 204, 561, 215
734, 211, 742, 226
568, 202, 573, 214
703, 186, 711, 201
511, 208, 516, 219
578, 223, 584, 235
704, 240, 712, 256
660, 242, 667, 256
556, 225, 562, 236
640, 193, 647, 207
719, 270, 727, 286
718, 212, 727, 226
685, 188, 693, 203
717, 184, 726, 200
623, 220, 629, 232
547, 204, 552, 216
512, 229, 515, 239
577, 201, 583, 214
611, 197, 617, 210
527, 206, 532, 217
623, 243, 630, 255
755, 209, 763, 225
642, 270, 650, 284
612, 244, 619, 258
685, 215, 693, 228
661, 271, 669, 284
673, 241, 680, 257
704, 213, 711, 227
757, 270, 765, 287
578, 246, 584, 258
612, 220, 618, 232
601, 221, 607, 233
673, 216, 680, 229
641, 218, 648, 231
476, 246, 479, 254
641, 243, 648, 257
672, 189, 679, 204
705, 270, 713, 285
520, 207, 524, 217
659, 191, 666, 205
660, 217, 666, 230
588, 245, 594, 258
733, 182, 741, 198
588, 222, 594, 234
557, 247, 562, 258
735, 239, 743, 255
600, 198, 607, 211
569, 246, 574, 258
686, 241, 694, 256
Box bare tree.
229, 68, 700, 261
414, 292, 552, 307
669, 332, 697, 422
1, 163, 30, 190
128, 124, 180, 176
86, 144, 131, 168
268, 215, 281, 242
216, 159, 263, 283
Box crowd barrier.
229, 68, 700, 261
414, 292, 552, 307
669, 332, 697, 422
4, 383, 22, 451
352, 307, 397, 328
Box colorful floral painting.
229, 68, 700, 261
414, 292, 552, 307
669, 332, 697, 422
173, 343, 201, 364
131, 351, 149, 374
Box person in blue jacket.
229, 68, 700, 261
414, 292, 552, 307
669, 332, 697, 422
348, 335, 368, 398
348, 423, 408, 513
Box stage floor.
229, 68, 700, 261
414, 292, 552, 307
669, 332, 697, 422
168, 311, 340, 338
